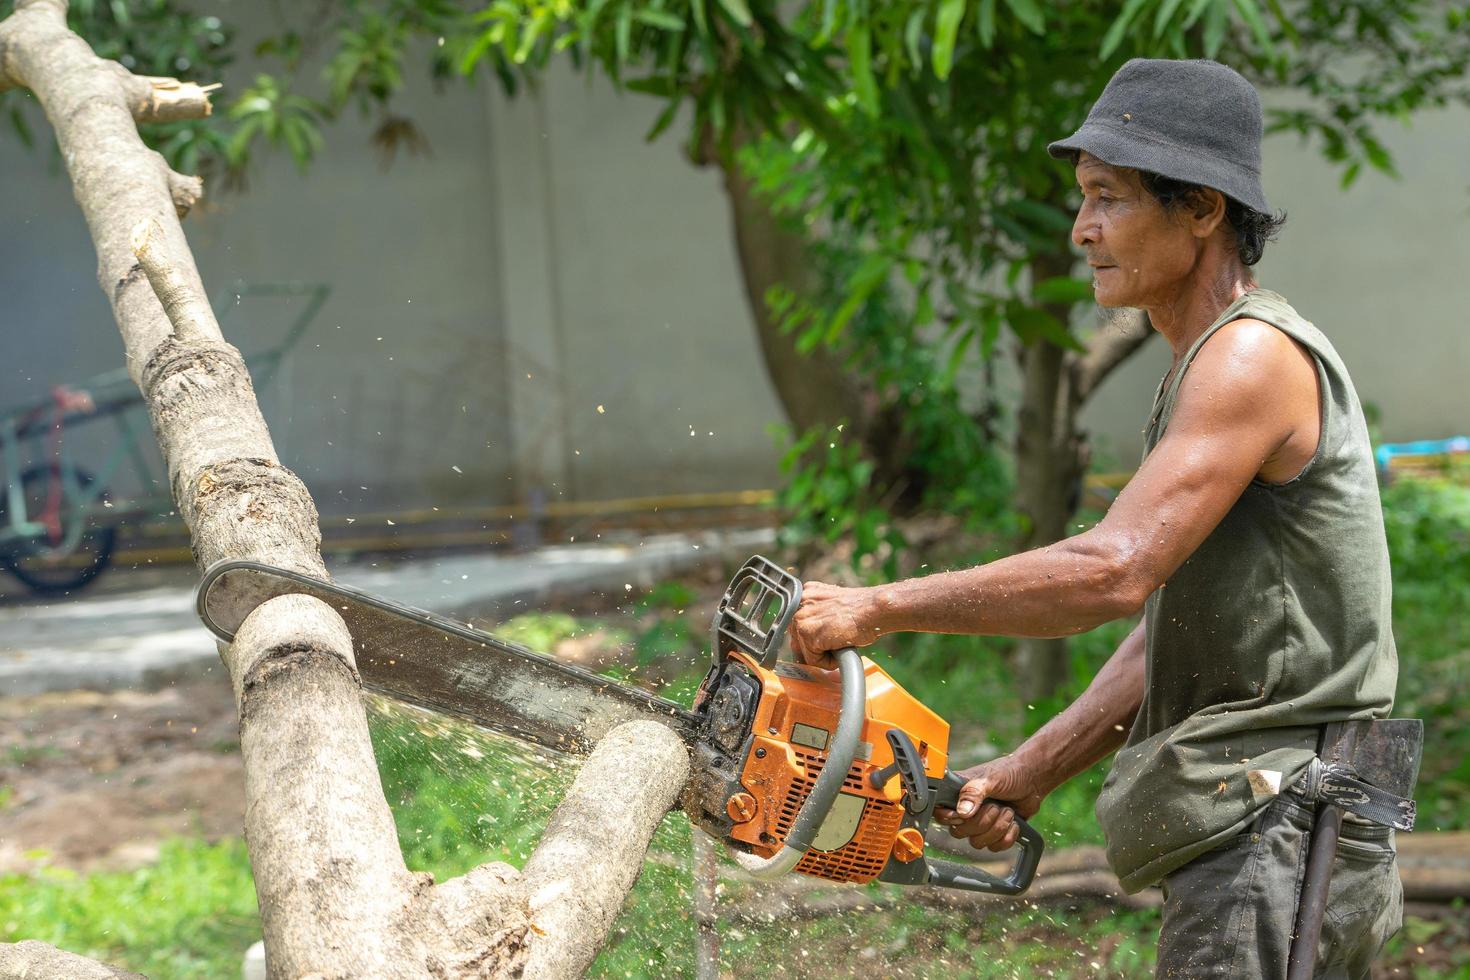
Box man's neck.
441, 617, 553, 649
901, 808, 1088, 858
1146, 259, 1256, 359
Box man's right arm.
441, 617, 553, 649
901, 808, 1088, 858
935, 619, 1147, 850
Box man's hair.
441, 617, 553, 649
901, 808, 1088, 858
1138, 171, 1286, 266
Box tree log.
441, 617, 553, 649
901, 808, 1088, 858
519, 721, 690, 978
1, 2, 696, 976
0, 941, 145, 979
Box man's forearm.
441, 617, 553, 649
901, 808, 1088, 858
1013, 620, 1147, 795
872, 529, 1148, 640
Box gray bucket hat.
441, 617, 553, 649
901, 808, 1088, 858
1048, 58, 1270, 213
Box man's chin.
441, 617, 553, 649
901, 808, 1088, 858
1097, 304, 1147, 331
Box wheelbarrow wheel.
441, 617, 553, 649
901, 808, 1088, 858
0, 465, 117, 595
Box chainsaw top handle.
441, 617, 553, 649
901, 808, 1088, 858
710, 555, 801, 669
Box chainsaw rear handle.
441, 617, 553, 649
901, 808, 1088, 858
925, 770, 1044, 896
730, 646, 865, 879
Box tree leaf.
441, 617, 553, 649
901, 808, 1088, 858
977, 0, 997, 48
979, 308, 1003, 356
1001, 0, 1045, 35
716, 0, 753, 28
1180, 0, 1214, 29
1009, 304, 1083, 351
905, 7, 927, 72
8, 105, 33, 149
1202, 0, 1227, 58
932, 0, 965, 80
847, 22, 879, 115
690, 0, 709, 38
1032, 275, 1095, 304
1230, 0, 1274, 55
815, 0, 841, 46
635, 9, 686, 31
1009, 197, 1075, 234
1152, 0, 1188, 38
1100, 0, 1151, 60
1263, 0, 1299, 44
615, 5, 632, 67
644, 96, 683, 142
1360, 132, 1397, 176
945, 326, 976, 380
824, 250, 891, 342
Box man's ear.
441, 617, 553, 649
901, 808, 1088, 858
1191, 188, 1228, 239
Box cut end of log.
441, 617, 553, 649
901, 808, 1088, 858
130, 217, 161, 260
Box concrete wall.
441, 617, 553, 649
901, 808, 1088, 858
0, 54, 786, 518
2, 37, 1464, 519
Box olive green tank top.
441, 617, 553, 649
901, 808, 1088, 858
1096, 289, 1397, 892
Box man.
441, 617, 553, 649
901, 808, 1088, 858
789, 59, 1403, 977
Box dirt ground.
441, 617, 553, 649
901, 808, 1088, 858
0, 677, 243, 873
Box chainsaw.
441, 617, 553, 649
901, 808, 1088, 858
196, 554, 1042, 895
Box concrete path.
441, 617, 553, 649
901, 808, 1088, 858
0, 528, 773, 696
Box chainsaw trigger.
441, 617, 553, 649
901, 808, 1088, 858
869, 729, 932, 815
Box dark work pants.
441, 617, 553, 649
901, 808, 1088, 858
1155, 790, 1402, 978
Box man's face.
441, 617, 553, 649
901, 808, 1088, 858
1071, 153, 1198, 308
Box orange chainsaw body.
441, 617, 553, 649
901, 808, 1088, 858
718, 649, 950, 883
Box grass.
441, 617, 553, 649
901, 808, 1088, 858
0, 478, 1464, 976
0, 840, 258, 979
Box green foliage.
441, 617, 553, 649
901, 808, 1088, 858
0, 839, 259, 979
495, 609, 615, 651
1379, 476, 1470, 830
764, 241, 1017, 575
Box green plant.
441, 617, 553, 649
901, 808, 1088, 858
0, 839, 259, 979
1380, 477, 1470, 830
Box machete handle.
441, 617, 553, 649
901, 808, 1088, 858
925, 770, 1045, 896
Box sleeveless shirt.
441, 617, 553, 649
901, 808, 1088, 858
1096, 289, 1398, 892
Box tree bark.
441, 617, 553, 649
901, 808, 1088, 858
1, 2, 692, 976
0, 942, 145, 979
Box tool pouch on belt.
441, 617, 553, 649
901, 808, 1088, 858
1298, 719, 1423, 831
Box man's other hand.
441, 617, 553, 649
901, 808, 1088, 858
934, 755, 1047, 852
789, 581, 885, 669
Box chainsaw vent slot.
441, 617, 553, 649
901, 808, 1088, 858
777, 747, 903, 883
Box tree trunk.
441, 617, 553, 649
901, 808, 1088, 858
1011, 252, 1154, 701
703, 136, 938, 512
0, 2, 690, 975
705, 133, 873, 440
1011, 339, 1086, 702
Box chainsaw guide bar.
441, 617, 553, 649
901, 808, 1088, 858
196, 560, 700, 757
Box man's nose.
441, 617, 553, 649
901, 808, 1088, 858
1072, 203, 1098, 249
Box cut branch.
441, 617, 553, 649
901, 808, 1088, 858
120, 72, 218, 122
132, 217, 220, 341
520, 720, 691, 978
166, 165, 204, 217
